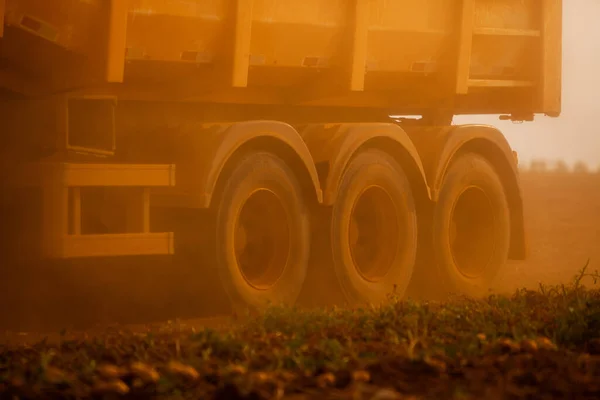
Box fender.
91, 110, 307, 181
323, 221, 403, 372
199, 120, 323, 207
420, 124, 527, 260
300, 123, 430, 206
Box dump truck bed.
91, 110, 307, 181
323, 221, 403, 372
0, 0, 561, 117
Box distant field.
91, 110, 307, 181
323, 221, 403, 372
493, 170, 600, 293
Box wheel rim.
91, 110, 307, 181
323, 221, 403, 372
234, 189, 291, 290
450, 186, 495, 278
349, 185, 402, 282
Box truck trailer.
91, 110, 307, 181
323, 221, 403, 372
0, 0, 562, 311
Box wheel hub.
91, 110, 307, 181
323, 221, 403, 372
234, 189, 290, 290
450, 186, 495, 278
349, 185, 402, 283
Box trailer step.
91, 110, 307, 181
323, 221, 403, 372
29, 162, 177, 259
58, 233, 174, 258
21, 163, 176, 187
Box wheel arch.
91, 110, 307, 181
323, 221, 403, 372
428, 124, 527, 260
301, 123, 431, 208
202, 121, 323, 208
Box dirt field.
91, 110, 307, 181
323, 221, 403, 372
493, 171, 600, 293
1, 171, 599, 335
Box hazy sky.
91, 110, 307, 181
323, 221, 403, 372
455, 0, 600, 169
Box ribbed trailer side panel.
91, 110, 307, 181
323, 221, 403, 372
0, 0, 561, 117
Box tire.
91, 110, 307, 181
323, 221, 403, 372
330, 148, 418, 305
432, 152, 510, 297
214, 151, 310, 313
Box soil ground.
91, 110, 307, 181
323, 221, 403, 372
493, 172, 600, 292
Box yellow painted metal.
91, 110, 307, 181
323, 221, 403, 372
105, 0, 129, 83
59, 233, 174, 258
1, 0, 562, 116
3, 0, 101, 51
55, 163, 176, 187
231, 0, 253, 87
540, 0, 562, 117
456, 0, 475, 94
473, 27, 540, 37
468, 79, 533, 88
27, 162, 176, 258
0, 0, 5, 37
349, 0, 368, 92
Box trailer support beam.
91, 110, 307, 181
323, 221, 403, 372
455, 0, 475, 94
0, 0, 5, 37
105, 0, 128, 83
349, 0, 369, 92
540, 0, 562, 116
232, 0, 254, 88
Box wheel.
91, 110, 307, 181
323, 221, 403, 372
214, 151, 310, 313
330, 148, 418, 305
432, 152, 510, 297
